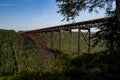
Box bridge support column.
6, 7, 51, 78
78, 27, 80, 55
88, 28, 91, 54
45, 32, 48, 46
21, 35, 29, 49
51, 31, 54, 48
59, 30, 62, 50
40, 32, 43, 41
69, 30, 72, 53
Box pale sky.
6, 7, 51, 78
0, 0, 107, 31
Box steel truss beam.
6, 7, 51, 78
19, 16, 113, 69
19, 16, 113, 35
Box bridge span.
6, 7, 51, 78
19, 16, 113, 69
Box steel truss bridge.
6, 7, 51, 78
19, 16, 113, 69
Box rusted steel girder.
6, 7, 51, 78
59, 30, 62, 50
88, 28, 91, 54
20, 33, 54, 71
19, 16, 113, 35
18, 16, 114, 59
20, 34, 30, 49
78, 27, 80, 55
51, 31, 54, 48
69, 30, 72, 53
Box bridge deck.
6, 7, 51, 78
19, 16, 113, 35
19, 16, 114, 69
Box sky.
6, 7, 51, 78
0, 0, 106, 31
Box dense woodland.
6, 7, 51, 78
0, 0, 120, 79
0, 30, 43, 79
0, 29, 120, 80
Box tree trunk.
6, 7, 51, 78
115, 0, 120, 48
116, 0, 120, 26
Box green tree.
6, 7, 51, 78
0, 30, 20, 75
56, 0, 120, 50
56, 0, 115, 21
0, 29, 43, 77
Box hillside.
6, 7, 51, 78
0, 29, 106, 75
0, 29, 43, 77
0, 29, 120, 80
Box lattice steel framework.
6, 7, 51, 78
19, 16, 113, 69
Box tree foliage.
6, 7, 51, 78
56, 0, 120, 50
0, 29, 120, 79
0, 30, 43, 77
93, 16, 120, 50
56, 0, 115, 21
0, 29, 20, 75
